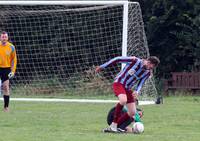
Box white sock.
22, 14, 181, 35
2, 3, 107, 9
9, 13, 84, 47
110, 122, 117, 131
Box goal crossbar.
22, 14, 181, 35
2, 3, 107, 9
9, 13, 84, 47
0, 1, 138, 5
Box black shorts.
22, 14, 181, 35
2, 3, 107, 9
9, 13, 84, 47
0, 68, 11, 83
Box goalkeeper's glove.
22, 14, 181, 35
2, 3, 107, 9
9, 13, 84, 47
8, 72, 15, 79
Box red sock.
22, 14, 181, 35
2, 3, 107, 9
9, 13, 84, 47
117, 112, 131, 125
113, 103, 123, 123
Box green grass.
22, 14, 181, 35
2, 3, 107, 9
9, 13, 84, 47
0, 96, 200, 141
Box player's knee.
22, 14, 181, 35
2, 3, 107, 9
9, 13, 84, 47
2, 84, 9, 92
119, 100, 127, 105
118, 95, 127, 105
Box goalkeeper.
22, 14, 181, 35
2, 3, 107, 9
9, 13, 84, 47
106, 106, 143, 133
0, 31, 17, 112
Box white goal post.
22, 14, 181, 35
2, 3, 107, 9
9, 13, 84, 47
0, 1, 157, 102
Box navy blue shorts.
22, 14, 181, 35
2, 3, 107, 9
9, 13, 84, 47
0, 68, 11, 83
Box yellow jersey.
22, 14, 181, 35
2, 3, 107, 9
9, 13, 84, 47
0, 41, 17, 73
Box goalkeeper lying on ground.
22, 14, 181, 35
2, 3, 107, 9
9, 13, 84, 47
106, 106, 143, 133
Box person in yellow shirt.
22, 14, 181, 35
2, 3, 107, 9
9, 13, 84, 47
0, 31, 17, 112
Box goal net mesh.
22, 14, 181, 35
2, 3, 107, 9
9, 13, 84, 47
0, 2, 157, 100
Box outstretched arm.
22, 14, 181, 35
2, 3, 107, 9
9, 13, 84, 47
97, 56, 136, 71
95, 56, 136, 73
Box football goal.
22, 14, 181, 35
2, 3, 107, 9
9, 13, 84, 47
0, 1, 157, 102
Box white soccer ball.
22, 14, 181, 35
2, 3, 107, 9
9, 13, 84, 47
133, 122, 144, 134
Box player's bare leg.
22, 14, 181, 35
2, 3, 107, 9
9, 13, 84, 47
126, 102, 136, 117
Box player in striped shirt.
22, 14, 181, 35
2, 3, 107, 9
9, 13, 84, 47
0, 31, 17, 112
95, 56, 159, 132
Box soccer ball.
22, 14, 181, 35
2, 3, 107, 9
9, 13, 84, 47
133, 122, 144, 134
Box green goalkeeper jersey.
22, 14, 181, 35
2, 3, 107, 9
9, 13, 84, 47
122, 106, 142, 122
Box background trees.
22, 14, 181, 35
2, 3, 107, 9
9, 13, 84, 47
135, 0, 200, 78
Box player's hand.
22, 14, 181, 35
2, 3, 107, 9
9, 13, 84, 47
95, 66, 102, 73
8, 72, 15, 79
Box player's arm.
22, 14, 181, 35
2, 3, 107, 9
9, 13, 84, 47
96, 56, 137, 72
10, 45, 17, 74
134, 73, 150, 95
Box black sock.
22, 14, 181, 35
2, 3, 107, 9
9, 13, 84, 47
3, 95, 10, 108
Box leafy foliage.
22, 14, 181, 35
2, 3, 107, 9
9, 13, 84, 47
135, 0, 200, 78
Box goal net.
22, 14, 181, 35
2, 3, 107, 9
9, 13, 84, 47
0, 1, 157, 101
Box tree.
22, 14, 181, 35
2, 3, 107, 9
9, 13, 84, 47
136, 0, 200, 78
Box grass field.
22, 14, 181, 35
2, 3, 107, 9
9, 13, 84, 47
0, 96, 200, 141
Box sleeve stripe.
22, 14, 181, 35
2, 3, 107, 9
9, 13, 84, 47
10, 45, 15, 52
